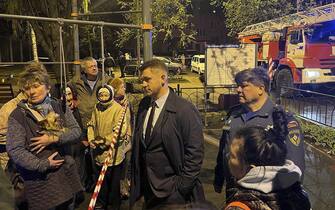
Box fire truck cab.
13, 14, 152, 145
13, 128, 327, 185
239, 3, 335, 95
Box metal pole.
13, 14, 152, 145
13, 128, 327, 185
0, 61, 78, 65
136, 0, 141, 66
72, 0, 81, 77
79, 10, 142, 16
0, 13, 142, 29
59, 25, 63, 91
204, 85, 207, 127
142, 0, 153, 61
100, 26, 105, 84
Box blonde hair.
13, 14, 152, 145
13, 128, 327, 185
19, 63, 51, 89
107, 77, 124, 92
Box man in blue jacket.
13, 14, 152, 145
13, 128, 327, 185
214, 67, 305, 197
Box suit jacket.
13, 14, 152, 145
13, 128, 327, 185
130, 90, 205, 206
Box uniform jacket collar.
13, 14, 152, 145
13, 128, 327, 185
238, 97, 274, 120
255, 97, 275, 117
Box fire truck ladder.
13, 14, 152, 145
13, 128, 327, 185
239, 3, 335, 37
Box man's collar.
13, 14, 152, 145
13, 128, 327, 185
153, 89, 169, 108
80, 72, 101, 83
256, 97, 275, 117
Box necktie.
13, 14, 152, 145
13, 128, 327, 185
145, 101, 156, 144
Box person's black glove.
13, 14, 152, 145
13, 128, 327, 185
93, 136, 107, 150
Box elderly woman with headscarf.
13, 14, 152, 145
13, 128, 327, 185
87, 85, 128, 210
6, 68, 83, 210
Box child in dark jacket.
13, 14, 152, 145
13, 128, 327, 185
225, 107, 311, 210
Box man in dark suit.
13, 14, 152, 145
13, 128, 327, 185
130, 59, 205, 209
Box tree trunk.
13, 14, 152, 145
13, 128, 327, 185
88, 36, 93, 57
9, 36, 13, 62
30, 24, 39, 61
19, 40, 23, 62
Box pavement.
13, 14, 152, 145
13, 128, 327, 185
78, 134, 225, 210
3, 66, 335, 209
76, 129, 335, 210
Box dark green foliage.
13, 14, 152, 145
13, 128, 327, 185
299, 119, 335, 155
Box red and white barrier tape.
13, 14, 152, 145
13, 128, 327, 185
88, 103, 128, 210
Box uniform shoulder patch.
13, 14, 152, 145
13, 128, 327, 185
287, 120, 301, 146
289, 131, 301, 146
287, 120, 299, 129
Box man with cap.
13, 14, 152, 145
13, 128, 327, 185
213, 67, 305, 198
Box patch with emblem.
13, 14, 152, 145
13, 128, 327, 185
288, 129, 301, 146
287, 121, 299, 129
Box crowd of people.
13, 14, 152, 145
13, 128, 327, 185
0, 57, 311, 210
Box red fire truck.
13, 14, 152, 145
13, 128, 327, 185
238, 3, 335, 95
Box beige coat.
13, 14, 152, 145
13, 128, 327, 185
0, 92, 26, 169
87, 101, 130, 166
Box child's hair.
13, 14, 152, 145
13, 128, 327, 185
233, 107, 288, 166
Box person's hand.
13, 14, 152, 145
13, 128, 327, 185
104, 134, 116, 147
89, 141, 96, 149
120, 179, 131, 198
48, 152, 64, 169
30, 133, 58, 154
81, 140, 89, 147
94, 136, 105, 145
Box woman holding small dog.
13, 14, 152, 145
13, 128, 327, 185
6, 67, 83, 210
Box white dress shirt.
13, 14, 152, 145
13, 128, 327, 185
143, 89, 170, 138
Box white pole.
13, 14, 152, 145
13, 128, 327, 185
30, 24, 38, 61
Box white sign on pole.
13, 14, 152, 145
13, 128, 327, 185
205, 44, 257, 86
